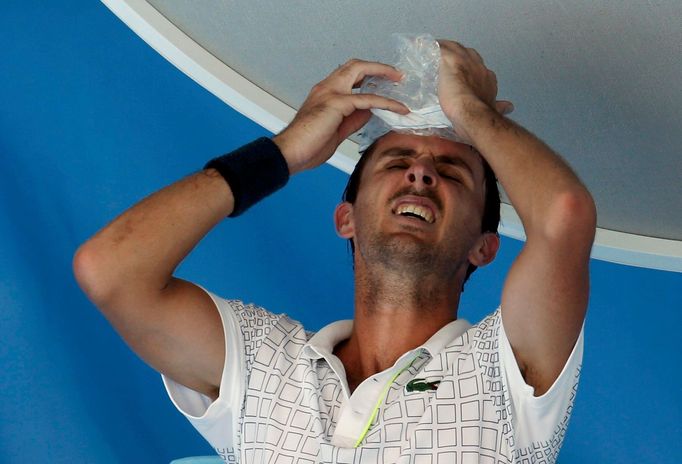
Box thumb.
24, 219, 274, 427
495, 100, 514, 115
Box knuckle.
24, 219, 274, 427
351, 94, 369, 107
342, 58, 368, 72
334, 60, 357, 77
310, 81, 331, 97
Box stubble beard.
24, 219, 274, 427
358, 228, 461, 281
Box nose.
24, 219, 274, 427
405, 157, 437, 188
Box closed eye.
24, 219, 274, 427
438, 169, 462, 183
386, 160, 409, 170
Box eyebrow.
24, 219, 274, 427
378, 147, 476, 180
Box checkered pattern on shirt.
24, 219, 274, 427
222, 305, 578, 464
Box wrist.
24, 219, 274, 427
204, 137, 289, 217
445, 96, 498, 143
445, 95, 492, 124
272, 132, 304, 176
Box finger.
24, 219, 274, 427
466, 47, 485, 65
330, 59, 404, 90
488, 70, 498, 91
495, 100, 514, 115
343, 93, 410, 115
436, 39, 468, 56
436, 39, 463, 50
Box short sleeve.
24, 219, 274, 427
161, 287, 283, 456
229, 299, 282, 375
498, 310, 584, 451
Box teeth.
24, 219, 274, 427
396, 204, 434, 223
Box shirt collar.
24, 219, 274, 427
420, 318, 472, 356
302, 317, 472, 361
302, 320, 353, 360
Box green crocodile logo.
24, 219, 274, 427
405, 378, 441, 392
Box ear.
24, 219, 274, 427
334, 202, 355, 239
468, 232, 500, 267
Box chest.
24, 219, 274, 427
239, 338, 514, 463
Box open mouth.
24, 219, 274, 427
394, 203, 435, 224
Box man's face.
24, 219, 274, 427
336, 132, 491, 279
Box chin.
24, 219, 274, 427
364, 233, 441, 269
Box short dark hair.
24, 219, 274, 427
342, 138, 501, 287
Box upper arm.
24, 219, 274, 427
501, 191, 596, 395
94, 277, 226, 400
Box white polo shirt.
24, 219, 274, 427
163, 289, 583, 463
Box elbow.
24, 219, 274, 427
73, 241, 115, 308
542, 188, 597, 246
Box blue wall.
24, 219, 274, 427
1, 3, 680, 463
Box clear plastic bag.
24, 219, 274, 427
356, 33, 462, 152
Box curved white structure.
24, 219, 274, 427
102, 0, 682, 272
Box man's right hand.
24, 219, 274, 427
273, 59, 409, 175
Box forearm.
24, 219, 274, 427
463, 100, 596, 240
74, 168, 233, 304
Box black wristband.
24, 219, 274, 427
204, 137, 290, 217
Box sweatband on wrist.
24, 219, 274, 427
204, 137, 290, 217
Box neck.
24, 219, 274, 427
335, 259, 463, 392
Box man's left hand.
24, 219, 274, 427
437, 40, 514, 143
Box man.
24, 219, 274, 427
74, 40, 596, 462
